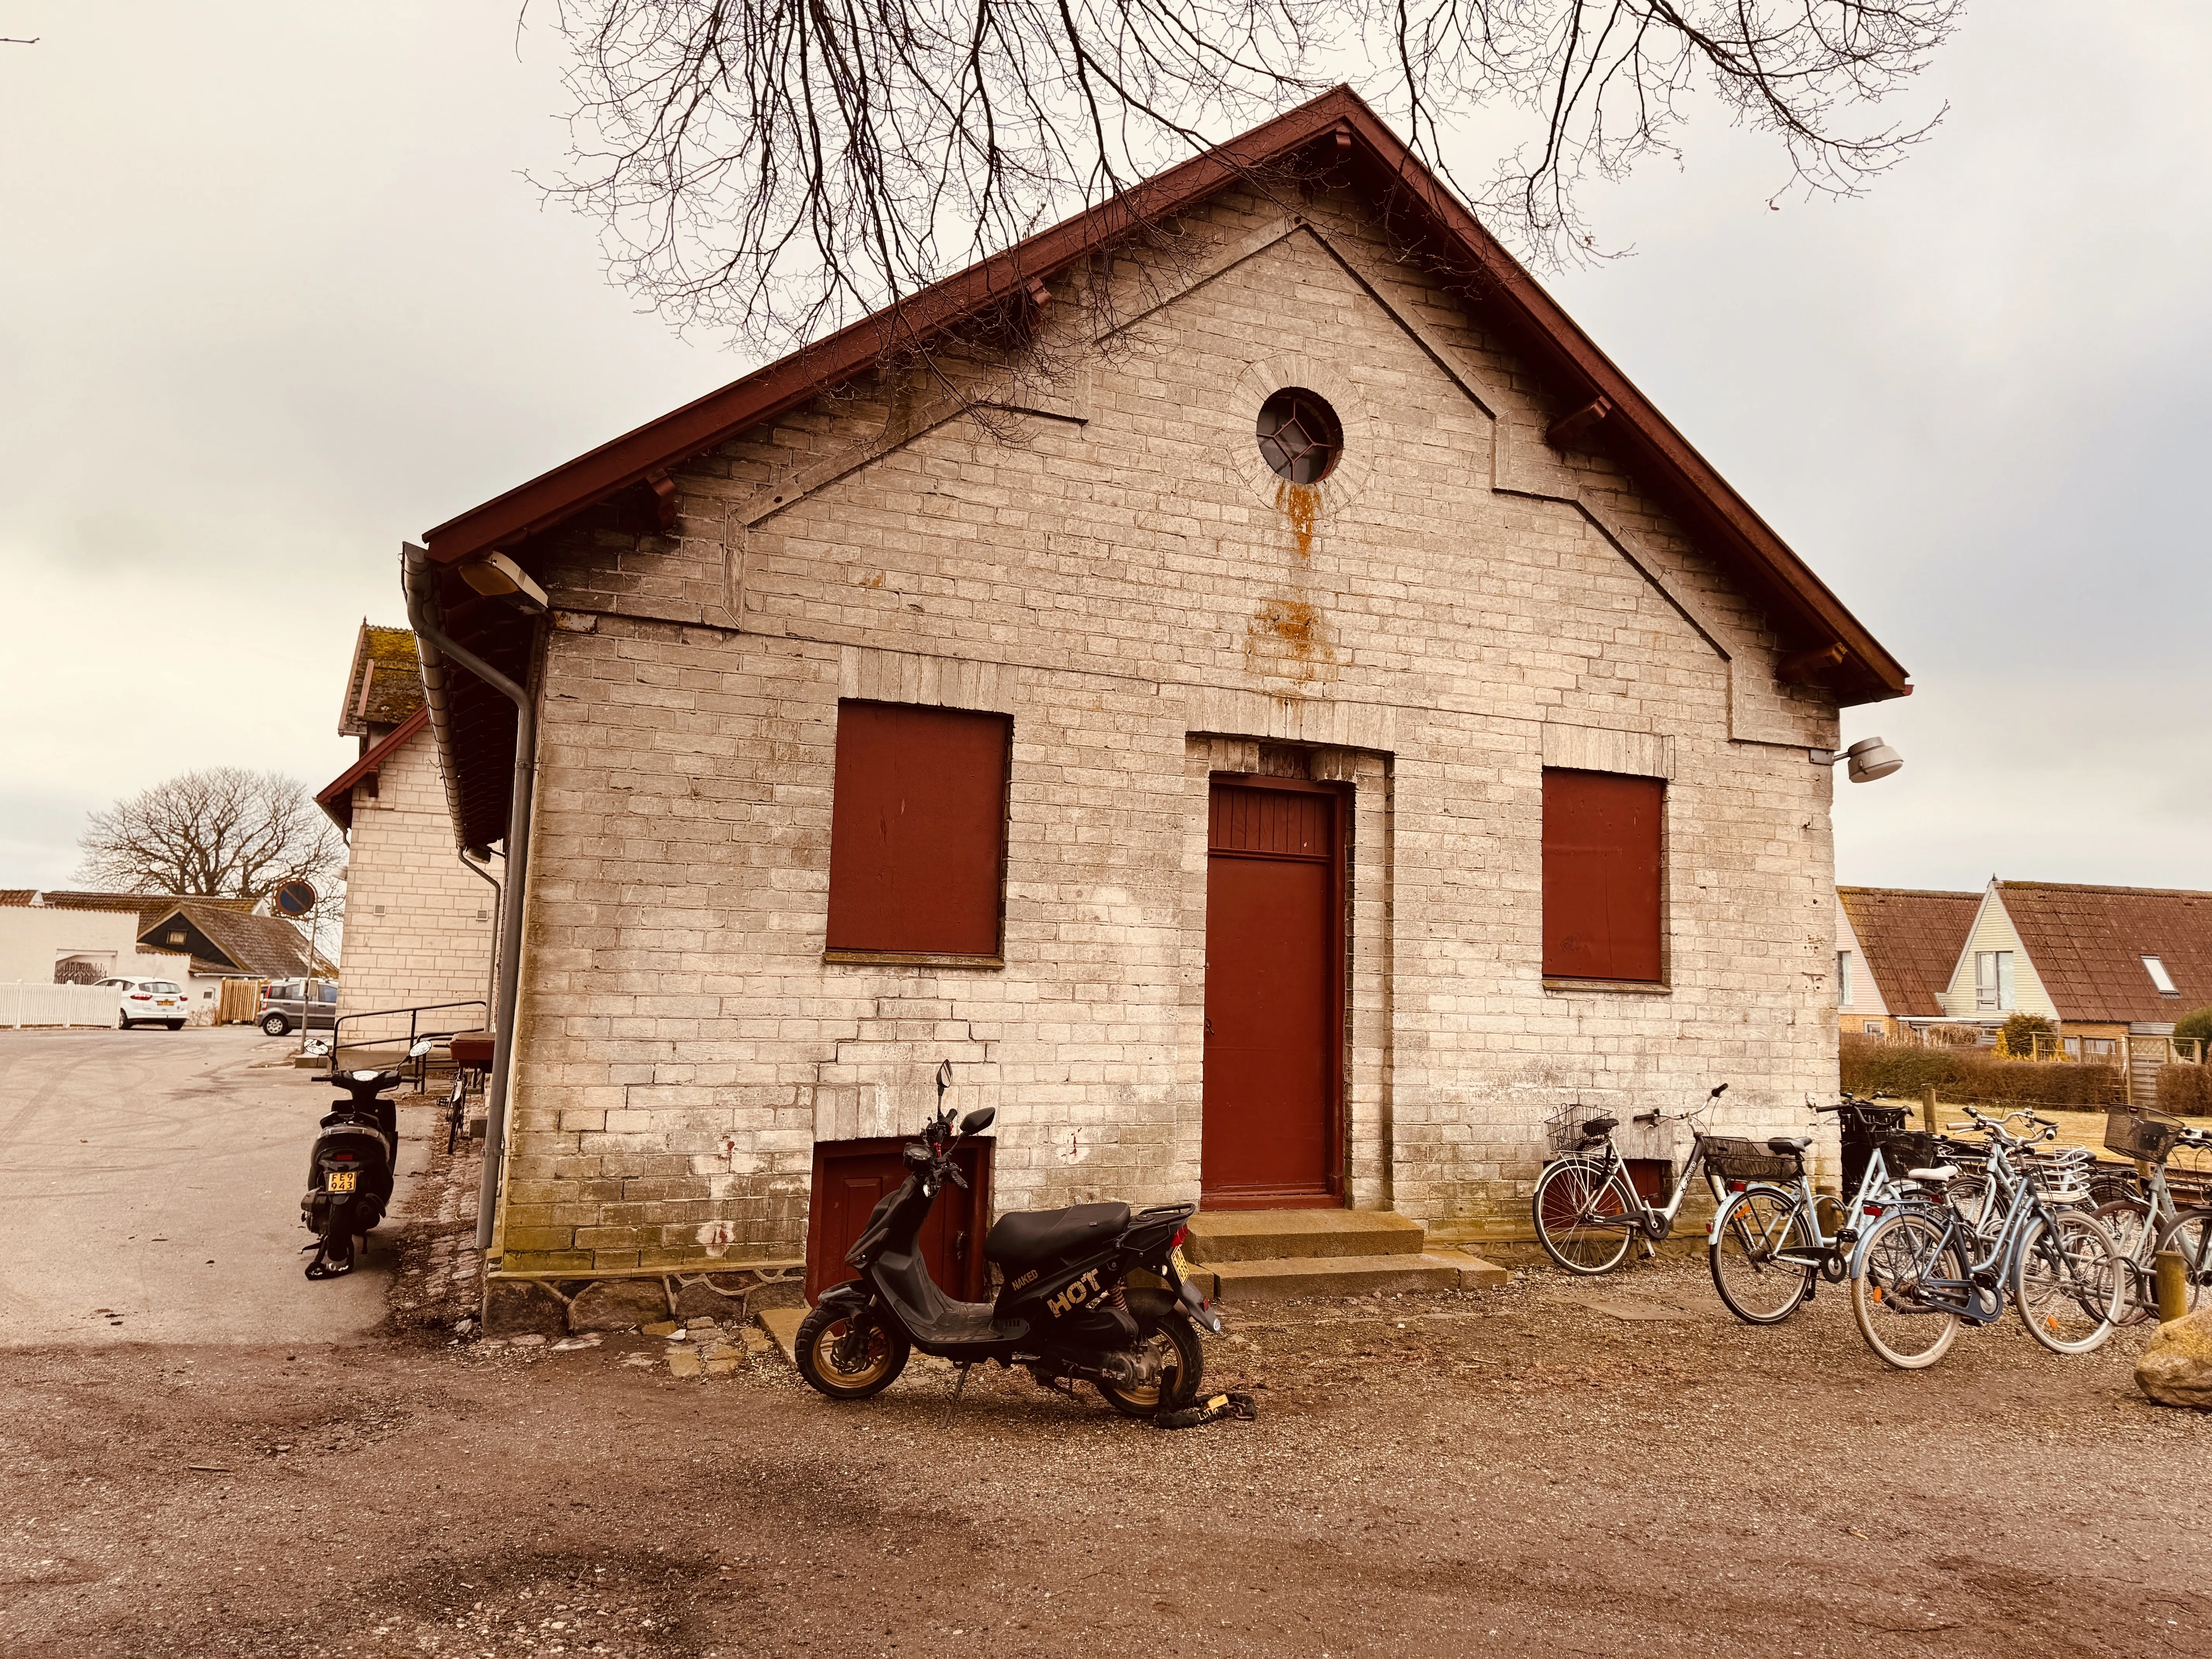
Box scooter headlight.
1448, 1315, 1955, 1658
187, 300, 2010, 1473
351, 1069, 379, 1082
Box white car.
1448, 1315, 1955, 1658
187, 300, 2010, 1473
99, 976, 190, 1030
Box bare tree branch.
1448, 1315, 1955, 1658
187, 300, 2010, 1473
538, 0, 1958, 354
75, 769, 347, 905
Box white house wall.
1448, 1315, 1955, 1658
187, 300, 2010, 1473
333, 723, 498, 1036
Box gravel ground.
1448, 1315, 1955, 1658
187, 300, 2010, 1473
6, 1251, 2211, 1659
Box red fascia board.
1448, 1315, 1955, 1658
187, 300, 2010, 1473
315, 705, 429, 831
419, 84, 1908, 703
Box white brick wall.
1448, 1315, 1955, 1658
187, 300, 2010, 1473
334, 725, 497, 1037
493, 185, 1845, 1272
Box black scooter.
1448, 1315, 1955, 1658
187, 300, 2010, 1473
299, 1037, 429, 1279
796, 1061, 1223, 1416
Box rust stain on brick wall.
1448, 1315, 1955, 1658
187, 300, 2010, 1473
1245, 598, 1339, 683
1275, 480, 1321, 558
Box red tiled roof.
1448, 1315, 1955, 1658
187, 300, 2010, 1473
316, 705, 431, 832
419, 84, 1907, 708
1997, 881, 2212, 1024
1838, 886, 1980, 1018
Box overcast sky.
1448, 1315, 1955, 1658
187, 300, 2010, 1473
2, 3, 2207, 899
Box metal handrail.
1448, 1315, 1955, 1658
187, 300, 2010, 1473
324, 998, 488, 1083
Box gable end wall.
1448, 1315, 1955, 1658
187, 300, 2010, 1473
493, 185, 1845, 1273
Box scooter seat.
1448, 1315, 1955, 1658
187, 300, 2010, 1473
985, 1202, 1130, 1266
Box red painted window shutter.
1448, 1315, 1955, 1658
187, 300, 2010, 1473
827, 702, 1010, 955
1542, 769, 1664, 982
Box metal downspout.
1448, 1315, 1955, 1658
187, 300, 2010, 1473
458, 848, 502, 1022
402, 542, 536, 1253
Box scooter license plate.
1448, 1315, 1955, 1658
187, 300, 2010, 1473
326, 1171, 357, 1192
1170, 1245, 1192, 1279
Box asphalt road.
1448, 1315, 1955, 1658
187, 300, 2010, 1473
0, 1026, 429, 1346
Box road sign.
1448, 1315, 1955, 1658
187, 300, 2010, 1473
276, 880, 318, 917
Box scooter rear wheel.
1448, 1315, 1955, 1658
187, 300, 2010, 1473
794, 1302, 910, 1400
1097, 1292, 1204, 1419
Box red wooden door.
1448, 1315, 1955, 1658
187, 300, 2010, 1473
1202, 779, 1345, 1208
805, 1138, 993, 1303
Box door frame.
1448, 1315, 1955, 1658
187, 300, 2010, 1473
1201, 771, 1350, 1209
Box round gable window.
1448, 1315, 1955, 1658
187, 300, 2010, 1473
1255, 388, 1343, 485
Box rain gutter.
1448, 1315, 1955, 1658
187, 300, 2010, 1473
401, 542, 536, 1254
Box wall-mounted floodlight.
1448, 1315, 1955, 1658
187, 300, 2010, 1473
457, 550, 549, 613
1809, 737, 1903, 783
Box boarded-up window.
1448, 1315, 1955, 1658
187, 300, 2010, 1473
1542, 769, 1664, 982
827, 701, 1010, 957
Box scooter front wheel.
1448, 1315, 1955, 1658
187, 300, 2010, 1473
794, 1302, 910, 1400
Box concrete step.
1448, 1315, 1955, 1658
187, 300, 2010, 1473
1185, 1208, 1427, 1263
1187, 1251, 1501, 1302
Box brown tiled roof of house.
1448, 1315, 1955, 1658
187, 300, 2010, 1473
136, 899, 334, 977
338, 623, 426, 738
1997, 881, 2212, 1024
1837, 886, 1981, 1018
0, 890, 258, 924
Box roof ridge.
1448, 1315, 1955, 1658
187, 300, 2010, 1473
1838, 886, 1981, 900
1999, 880, 2212, 900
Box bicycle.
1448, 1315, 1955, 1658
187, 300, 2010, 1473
1531, 1084, 1731, 1276
1848, 1107, 2125, 1369
2085, 1106, 2212, 1322
1704, 1097, 1922, 1325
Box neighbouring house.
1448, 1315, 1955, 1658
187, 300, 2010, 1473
316, 623, 498, 1034
398, 87, 1912, 1290
0, 889, 326, 1021
1834, 886, 1980, 1040
1935, 879, 2212, 1096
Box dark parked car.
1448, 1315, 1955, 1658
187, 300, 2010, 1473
259, 979, 338, 1037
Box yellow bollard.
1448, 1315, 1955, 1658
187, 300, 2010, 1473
2154, 1250, 2190, 1323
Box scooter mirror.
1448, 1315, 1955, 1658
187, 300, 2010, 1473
958, 1106, 996, 1137
408, 1038, 436, 1058
935, 1059, 954, 1097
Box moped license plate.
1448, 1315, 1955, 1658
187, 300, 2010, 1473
326, 1170, 357, 1193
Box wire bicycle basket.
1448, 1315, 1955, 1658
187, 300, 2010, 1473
2026, 1144, 2097, 1206
1702, 1136, 1804, 1185
2106, 1107, 2186, 1164
1543, 1101, 1615, 1156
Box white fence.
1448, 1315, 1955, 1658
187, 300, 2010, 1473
2, 982, 122, 1028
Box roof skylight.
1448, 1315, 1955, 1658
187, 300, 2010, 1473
2144, 955, 2179, 995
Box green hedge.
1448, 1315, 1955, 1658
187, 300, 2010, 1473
1840, 1035, 2123, 1107
2157, 1064, 2212, 1117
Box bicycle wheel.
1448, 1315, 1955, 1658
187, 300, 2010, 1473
1532, 1158, 1636, 1276
1850, 1208, 1964, 1370
1708, 1187, 1815, 1324
2015, 1209, 2124, 1355
2090, 1199, 2157, 1324
2152, 1208, 2212, 1317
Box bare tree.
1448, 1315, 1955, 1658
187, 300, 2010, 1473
542, 1, 1959, 356
76, 768, 346, 905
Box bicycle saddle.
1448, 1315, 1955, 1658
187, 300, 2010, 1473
1766, 1136, 1813, 1155
1907, 1164, 1958, 1184
1580, 1116, 1618, 1139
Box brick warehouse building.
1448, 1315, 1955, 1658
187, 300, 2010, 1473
400, 89, 1910, 1291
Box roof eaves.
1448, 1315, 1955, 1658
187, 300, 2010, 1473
316, 705, 432, 832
